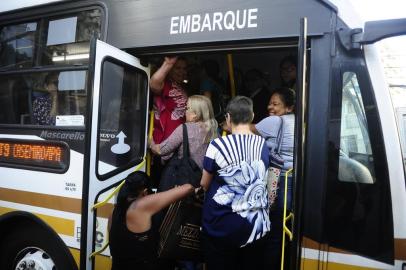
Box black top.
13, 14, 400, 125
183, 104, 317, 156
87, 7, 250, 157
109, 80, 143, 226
251, 87, 271, 123
109, 208, 159, 270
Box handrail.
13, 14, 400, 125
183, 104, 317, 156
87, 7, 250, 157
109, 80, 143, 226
89, 158, 146, 258
227, 54, 236, 98
281, 168, 294, 270
147, 110, 155, 176
92, 159, 146, 210
89, 233, 110, 258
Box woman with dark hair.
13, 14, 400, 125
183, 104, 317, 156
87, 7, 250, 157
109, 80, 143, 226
150, 56, 188, 186
200, 96, 270, 270
32, 72, 59, 125
108, 171, 195, 270
150, 56, 188, 144
252, 87, 296, 269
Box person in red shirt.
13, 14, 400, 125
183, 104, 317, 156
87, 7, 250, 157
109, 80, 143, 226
150, 56, 188, 144
149, 56, 188, 187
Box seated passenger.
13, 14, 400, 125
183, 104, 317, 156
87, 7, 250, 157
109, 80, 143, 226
108, 171, 195, 270
32, 72, 59, 125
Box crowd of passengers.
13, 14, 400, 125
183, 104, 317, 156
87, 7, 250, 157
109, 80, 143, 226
108, 55, 297, 270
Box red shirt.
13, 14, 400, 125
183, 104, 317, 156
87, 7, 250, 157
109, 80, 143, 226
153, 80, 187, 144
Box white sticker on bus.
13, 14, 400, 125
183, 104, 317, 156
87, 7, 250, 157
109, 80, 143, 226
55, 115, 84, 126
170, 8, 258, 35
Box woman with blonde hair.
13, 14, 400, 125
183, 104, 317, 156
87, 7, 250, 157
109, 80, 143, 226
150, 95, 218, 169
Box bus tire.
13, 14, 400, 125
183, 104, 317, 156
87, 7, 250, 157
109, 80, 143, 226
0, 224, 78, 270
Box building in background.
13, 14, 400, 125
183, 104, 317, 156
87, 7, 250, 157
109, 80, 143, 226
378, 36, 406, 165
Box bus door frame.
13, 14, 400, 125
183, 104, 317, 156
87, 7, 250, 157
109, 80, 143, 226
80, 38, 150, 270
290, 17, 309, 270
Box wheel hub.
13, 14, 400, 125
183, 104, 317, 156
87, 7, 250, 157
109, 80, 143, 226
15, 248, 55, 270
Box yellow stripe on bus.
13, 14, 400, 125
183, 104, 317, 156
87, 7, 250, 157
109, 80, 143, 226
70, 248, 80, 268
301, 258, 380, 270
0, 206, 74, 236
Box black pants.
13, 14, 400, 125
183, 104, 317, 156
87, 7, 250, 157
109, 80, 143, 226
202, 233, 270, 270
150, 154, 164, 189
265, 207, 291, 270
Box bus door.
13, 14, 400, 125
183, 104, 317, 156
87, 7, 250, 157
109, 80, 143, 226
81, 39, 149, 270
313, 18, 406, 269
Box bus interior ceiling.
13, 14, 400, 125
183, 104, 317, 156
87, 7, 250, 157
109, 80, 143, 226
140, 45, 303, 104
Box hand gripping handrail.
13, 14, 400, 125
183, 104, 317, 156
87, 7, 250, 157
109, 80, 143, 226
280, 168, 294, 270
89, 158, 146, 258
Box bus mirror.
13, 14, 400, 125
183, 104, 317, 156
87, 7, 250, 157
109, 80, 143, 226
338, 155, 374, 184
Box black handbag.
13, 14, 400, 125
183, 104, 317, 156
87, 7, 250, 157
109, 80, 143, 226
156, 124, 203, 260
157, 198, 203, 261
158, 124, 202, 191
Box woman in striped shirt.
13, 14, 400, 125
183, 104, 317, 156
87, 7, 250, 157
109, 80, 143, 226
200, 96, 270, 270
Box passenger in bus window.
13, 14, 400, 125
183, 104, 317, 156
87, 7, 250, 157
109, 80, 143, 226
252, 87, 295, 269
108, 171, 195, 270
243, 69, 271, 123
279, 55, 297, 89
200, 96, 270, 270
32, 72, 59, 125
150, 95, 218, 169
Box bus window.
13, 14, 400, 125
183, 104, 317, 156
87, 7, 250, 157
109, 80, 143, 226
0, 22, 37, 69
339, 72, 375, 184
97, 59, 148, 178
41, 9, 102, 66
0, 70, 87, 126
326, 65, 394, 263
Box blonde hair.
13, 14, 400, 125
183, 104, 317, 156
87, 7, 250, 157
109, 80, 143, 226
187, 95, 218, 143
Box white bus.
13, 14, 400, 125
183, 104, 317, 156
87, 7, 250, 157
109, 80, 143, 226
0, 0, 405, 269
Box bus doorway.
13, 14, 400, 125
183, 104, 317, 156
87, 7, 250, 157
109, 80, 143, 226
142, 41, 306, 269
146, 44, 302, 119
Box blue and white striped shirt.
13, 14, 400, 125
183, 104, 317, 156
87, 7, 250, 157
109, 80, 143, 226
202, 134, 270, 247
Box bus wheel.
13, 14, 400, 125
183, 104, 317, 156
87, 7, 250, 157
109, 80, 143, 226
0, 225, 77, 270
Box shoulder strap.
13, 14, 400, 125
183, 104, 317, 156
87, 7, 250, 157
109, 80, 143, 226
275, 116, 285, 154
182, 124, 190, 158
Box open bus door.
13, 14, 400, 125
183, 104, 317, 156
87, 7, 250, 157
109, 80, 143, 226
80, 39, 150, 270
301, 18, 406, 269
